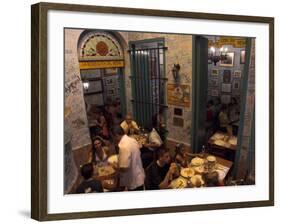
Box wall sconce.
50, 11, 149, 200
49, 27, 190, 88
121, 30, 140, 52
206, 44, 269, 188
83, 82, 89, 91
172, 64, 181, 84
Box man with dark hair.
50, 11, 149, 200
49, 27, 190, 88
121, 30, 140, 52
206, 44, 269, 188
76, 163, 103, 194
145, 147, 178, 190
112, 125, 145, 191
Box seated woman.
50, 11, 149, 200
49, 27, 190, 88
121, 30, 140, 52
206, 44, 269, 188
120, 113, 140, 135
88, 137, 117, 191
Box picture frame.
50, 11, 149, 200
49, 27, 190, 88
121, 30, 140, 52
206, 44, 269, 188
233, 79, 241, 90
211, 89, 219, 97
31, 2, 274, 221
221, 83, 232, 93
211, 68, 219, 76
223, 70, 232, 83
220, 52, 235, 67
210, 78, 219, 87
234, 70, 242, 78
240, 50, 246, 64
221, 94, 231, 104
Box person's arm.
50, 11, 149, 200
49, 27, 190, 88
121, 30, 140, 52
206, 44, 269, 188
88, 151, 93, 163
113, 146, 130, 173
159, 169, 173, 189
132, 121, 140, 132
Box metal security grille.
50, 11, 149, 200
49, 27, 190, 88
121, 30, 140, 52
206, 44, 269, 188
129, 41, 168, 129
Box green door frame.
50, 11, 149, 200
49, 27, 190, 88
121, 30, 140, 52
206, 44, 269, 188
191, 35, 209, 153
232, 38, 252, 178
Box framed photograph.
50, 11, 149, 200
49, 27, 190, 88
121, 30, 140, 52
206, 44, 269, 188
31, 2, 274, 221
234, 70, 242, 78
240, 50, 246, 64
211, 78, 219, 87
220, 52, 235, 67
211, 69, 219, 76
211, 89, 219, 97
221, 94, 231, 104
83, 80, 103, 94
223, 70, 232, 83
221, 83, 232, 93
233, 80, 240, 90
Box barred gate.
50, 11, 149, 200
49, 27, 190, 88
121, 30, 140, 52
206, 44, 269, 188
129, 41, 168, 129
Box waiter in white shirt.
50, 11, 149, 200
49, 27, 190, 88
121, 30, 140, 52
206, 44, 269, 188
112, 126, 145, 191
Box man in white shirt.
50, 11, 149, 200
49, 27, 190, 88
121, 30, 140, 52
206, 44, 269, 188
120, 113, 140, 135
112, 126, 145, 191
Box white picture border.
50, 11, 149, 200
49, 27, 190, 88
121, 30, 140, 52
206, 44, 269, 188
48, 10, 269, 214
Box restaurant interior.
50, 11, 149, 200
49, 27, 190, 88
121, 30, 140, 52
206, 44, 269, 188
64, 29, 255, 194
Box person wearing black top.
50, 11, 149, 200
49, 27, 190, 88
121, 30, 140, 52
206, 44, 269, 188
76, 163, 103, 194
145, 148, 178, 190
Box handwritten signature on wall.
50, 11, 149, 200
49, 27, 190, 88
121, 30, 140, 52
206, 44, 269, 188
65, 75, 82, 96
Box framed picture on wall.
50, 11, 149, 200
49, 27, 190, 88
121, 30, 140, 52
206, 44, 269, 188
211, 69, 219, 76
221, 94, 231, 104
31, 2, 274, 221
221, 83, 232, 93
211, 89, 219, 97
240, 50, 246, 64
234, 70, 242, 78
211, 78, 219, 87
223, 70, 231, 83
233, 80, 240, 90
220, 52, 235, 67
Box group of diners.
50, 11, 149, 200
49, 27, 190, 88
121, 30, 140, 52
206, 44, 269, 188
76, 113, 222, 194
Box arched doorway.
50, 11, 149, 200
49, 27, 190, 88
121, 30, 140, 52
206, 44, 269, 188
77, 31, 126, 135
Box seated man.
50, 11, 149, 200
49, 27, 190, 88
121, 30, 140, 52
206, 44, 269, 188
145, 147, 179, 190
76, 163, 103, 194
120, 113, 140, 135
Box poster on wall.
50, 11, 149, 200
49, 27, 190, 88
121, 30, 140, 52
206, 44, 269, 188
221, 94, 231, 104
234, 70, 242, 78
223, 70, 231, 83
211, 89, 219, 97
167, 84, 190, 108
221, 83, 232, 93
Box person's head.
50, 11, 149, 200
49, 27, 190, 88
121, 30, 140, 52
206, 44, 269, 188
92, 136, 104, 151
125, 113, 133, 125
205, 171, 219, 187
175, 143, 184, 154
157, 147, 171, 165
207, 100, 214, 108
111, 125, 125, 144
80, 163, 94, 180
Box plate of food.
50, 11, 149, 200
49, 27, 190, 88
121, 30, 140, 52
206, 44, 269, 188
190, 157, 205, 167
190, 174, 205, 187
214, 139, 226, 147
194, 166, 205, 174
170, 177, 187, 189
97, 165, 115, 177
180, 168, 195, 178
107, 154, 118, 165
